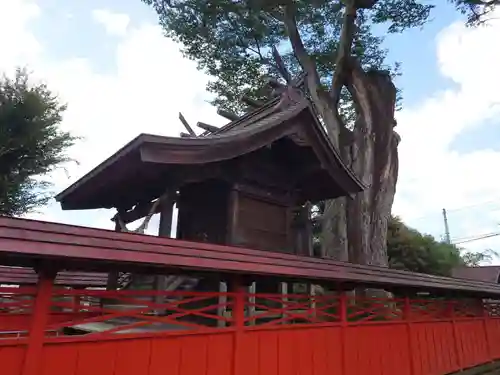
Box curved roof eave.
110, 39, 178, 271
56, 100, 366, 204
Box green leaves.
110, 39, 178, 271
387, 216, 463, 276
449, 0, 500, 26
370, 0, 434, 33
143, 0, 413, 113
0, 69, 76, 216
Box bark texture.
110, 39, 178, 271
282, 0, 399, 267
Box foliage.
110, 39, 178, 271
450, 0, 500, 25
387, 217, 497, 275
387, 216, 463, 276
143, 0, 422, 115
0, 69, 76, 216
143, 0, 498, 114
461, 248, 499, 267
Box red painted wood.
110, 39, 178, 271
21, 273, 54, 375
1, 217, 500, 295
0, 319, 499, 375
0, 346, 25, 374
0, 282, 500, 375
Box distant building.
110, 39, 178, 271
452, 266, 500, 283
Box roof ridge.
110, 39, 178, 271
202, 97, 281, 136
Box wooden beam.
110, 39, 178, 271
217, 108, 239, 121
106, 220, 122, 290
179, 112, 196, 136
180, 132, 192, 138
241, 95, 265, 109
112, 201, 162, 225
196, 121, 219, 133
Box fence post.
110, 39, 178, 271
231, 277, 246, 375
404, 296, 416, 375
339, 290, 348, 375
22, 267, 56, 375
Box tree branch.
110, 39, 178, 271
330, 1, 358, 107
281, 5, 322, 88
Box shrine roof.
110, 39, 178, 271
56, 100, 364, 210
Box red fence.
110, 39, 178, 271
1, 284, 500, 375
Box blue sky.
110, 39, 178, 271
2, 0, 500, 259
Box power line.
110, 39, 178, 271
443, 198, 500, 215
452, 232, 500, 245
405, 198, 500, 223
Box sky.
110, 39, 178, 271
2, 0, 500, 260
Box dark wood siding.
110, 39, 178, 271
233, 194, 289, 252
176, 180, 229, 244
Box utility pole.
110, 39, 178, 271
442, 208, 451, 244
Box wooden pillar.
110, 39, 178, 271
22, 267, 57, 375
292, 204, 313, 257
154, 197, 175, 312
106, 220, 122, 291
217, 282, 228, 328
226, 189, 239, 245
280, 282, 288, 324
158, 197, 174, 238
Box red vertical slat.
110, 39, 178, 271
179, 335, 208, 375
149, 337, 181, 375
311, 327, 329, 375
206, 334, 233, 375
41, 344, 78, 375
113, 339, 151, 375
296, 329, 314, 375
257, 331, 278, 375
22, 272, 55, 375
0, 345, 26, 375
75, 342, 117, 375
277, 330, 295, 375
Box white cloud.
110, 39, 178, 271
92, 8, 130, 36
1, 1, 225, 233
393, 13, 500, 260
0, 0, 42, 74
394, 15, 500, 215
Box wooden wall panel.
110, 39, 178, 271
0, 318, 499, 375
38, 333, 234, 375
344, 325, 411, 375
410, 322, 458, 375
234, 195, 289, 252
0, 345, 25, 375
235, 327, 343, 375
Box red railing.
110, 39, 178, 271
1, 285, 499, 375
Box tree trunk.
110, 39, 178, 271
321, 67, 399, 267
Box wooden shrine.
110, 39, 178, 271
55, 93, 364, 257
